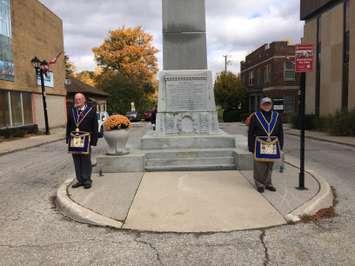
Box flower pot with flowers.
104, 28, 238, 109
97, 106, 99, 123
103, 114, 131, 155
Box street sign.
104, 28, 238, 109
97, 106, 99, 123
295, 44, 314, 73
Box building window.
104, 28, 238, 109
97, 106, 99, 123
256, 68, 263, 86
0, 0, 14, 81
0, 90, 10, 127
249, 71, 254, 86
0, 90, 33, 128
284, 61, 295, 81
264, 64, 271, 83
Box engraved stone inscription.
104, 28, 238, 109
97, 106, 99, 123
166, 78, 207, 112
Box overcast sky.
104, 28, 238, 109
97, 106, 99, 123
40, 0, 304, 74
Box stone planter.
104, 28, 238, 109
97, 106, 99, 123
103, 129, 129, 156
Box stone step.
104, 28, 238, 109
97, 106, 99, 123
141, 134, 236, 150
144, 148, 235, 160
145, 164, 236, 172
145, 156, 235, 168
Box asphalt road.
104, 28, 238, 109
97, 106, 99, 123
0, 124, 354, 265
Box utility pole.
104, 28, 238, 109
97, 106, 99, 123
223, 55, 231, 73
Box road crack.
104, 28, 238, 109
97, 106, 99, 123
260, 230, 270, 266
134, 233, 163, 265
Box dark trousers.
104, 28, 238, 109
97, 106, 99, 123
72, 153, 92, 185
254, 160, 274, 188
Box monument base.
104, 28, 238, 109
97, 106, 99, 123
96, 132, 253, 173
140, 131, 252, 171
156, 70, 219, 135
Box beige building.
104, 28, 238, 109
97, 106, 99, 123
301, 0, 355, 115
301, 0, 355, 116
0, 0, 65, 134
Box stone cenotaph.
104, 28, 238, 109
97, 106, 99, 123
96, 0, 252, 173
140, 0, 252, 171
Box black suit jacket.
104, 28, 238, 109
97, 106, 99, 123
66, 105, 99, 146
248, 111, 284, 153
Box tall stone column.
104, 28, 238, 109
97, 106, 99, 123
163, 0, 207, 70
156, 0, 219, 135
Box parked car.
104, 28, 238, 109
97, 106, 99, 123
97, 111, 109, 138
126, 111, 140, 122
144, 111, 153, 121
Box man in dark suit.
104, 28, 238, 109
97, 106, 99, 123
248, 97, 284, 193
66, 93, 98, 189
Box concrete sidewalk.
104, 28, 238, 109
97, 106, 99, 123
284, 127, 355, 147
0, 127, 65, 156
57, 160, 333, 233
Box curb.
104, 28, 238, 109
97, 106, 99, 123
55, 178, 123, 229
284, 156, 334, 223
285, 131, 355, 148
0, 136, 65, 157
56, 160, 334, 231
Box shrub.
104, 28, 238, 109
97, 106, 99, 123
290, 114, 319, 130
327, 110, 355, 136
290, 110, 355, 136
223, 110, 248, 122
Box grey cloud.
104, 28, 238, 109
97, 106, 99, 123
40, 0, 302, 73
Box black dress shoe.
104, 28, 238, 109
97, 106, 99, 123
257, 187, 265, 193
84, 183, 92, 189
266, 185, 277, 192
71, 182, 83, 189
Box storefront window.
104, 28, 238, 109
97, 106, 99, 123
0, 90, 9, 127
10, 91, 22, 126
22, 92, 33, 124
0, 91, 33, 128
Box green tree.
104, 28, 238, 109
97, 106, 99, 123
214, 71, 247, 111
214, 72, 248, 122
97, 71, 156, 115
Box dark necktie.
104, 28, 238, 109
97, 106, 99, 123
78, 109, 84, 120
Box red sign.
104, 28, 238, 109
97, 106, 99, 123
295, 44, 314, 73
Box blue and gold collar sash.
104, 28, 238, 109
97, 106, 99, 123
72, 105, 93, 132
255, 111, 279, 139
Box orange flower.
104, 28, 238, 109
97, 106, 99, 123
103, 115, 131, 131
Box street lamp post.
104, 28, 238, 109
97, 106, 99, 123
31, 57, 50, 135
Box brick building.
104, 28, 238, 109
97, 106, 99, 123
0, 0, 65, 134
301, 0, 355, 115
240, 41, 300, 114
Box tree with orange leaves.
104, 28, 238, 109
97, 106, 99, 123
93, 26, 159, 114
93, 26, 158, 89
